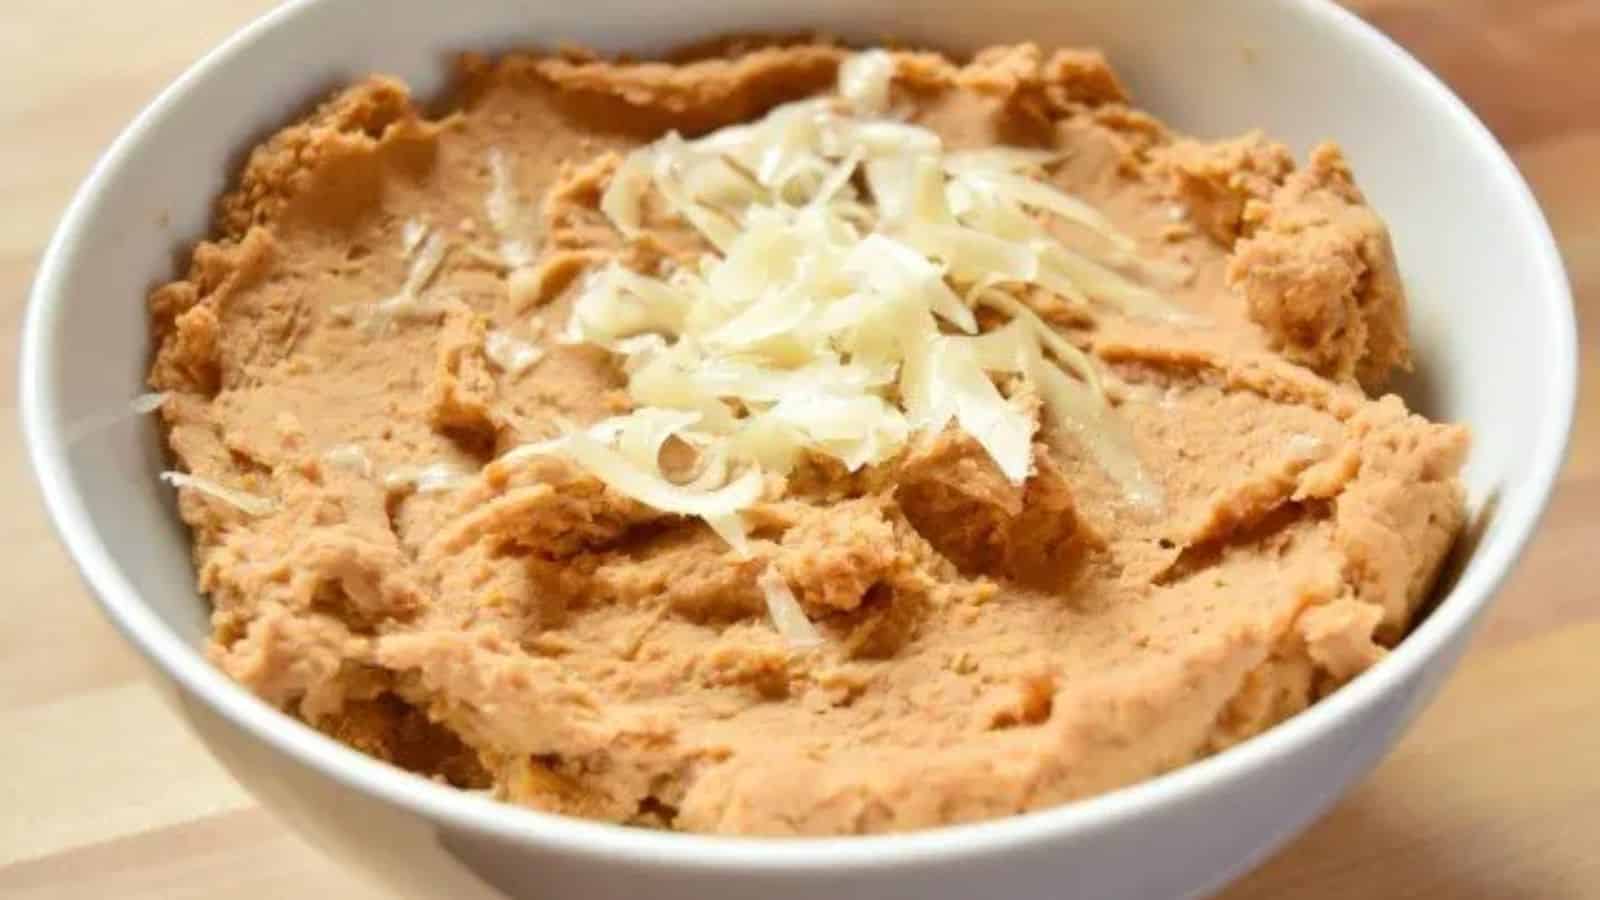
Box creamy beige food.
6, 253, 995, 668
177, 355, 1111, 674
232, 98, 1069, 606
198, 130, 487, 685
147, 41, 1467, 835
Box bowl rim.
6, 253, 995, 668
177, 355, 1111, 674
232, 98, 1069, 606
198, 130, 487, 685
19, 0, 1577, 873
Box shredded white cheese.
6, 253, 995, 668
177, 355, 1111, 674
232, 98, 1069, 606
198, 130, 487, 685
160, 471, 276, 516
336, 293, 447, 335
130, 392, 167, 414
405, 232, 450, 296
486, 149, 538, 268
323, 444, 373, 478
758, 565, 824, 649
63, 393, 169, 444
484, 330, 545, 375
384, 462, 474, 495
838, 49, 895, 115
505, 429, 765, 553
334, 230, 453, 333
535, 50, 1175, 547
401, 218, 430, 257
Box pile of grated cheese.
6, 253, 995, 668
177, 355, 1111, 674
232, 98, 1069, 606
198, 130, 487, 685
526, 49, 1168, 550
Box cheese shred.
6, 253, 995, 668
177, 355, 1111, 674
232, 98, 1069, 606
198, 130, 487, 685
160, 472, 276, 516
759, 565, 824, 649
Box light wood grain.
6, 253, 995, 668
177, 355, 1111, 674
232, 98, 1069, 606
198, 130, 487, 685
0, 2, 1594, 897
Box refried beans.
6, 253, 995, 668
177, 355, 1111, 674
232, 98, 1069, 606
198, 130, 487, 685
145, 41, 1468, 835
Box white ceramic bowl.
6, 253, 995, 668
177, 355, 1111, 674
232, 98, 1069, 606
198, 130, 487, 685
21, 1, 1576, 898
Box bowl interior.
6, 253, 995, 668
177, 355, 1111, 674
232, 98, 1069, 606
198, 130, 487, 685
23, 0, 1574, 842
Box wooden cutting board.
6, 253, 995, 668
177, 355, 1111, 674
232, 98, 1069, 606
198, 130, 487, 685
1, 2, 1594, 896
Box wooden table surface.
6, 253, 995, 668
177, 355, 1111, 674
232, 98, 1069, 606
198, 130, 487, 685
1, 2, 1595, 897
